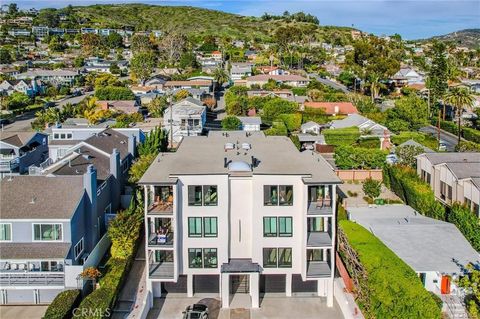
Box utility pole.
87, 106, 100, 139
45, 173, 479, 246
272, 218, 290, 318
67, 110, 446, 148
167, 91, 173, 148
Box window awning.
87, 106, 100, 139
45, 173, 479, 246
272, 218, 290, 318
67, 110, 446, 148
221, 259, 261, 273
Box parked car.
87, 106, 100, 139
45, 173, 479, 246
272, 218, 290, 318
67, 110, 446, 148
438, 140, 447, 151
182, 304, 208, 319
386, 153, 398, 165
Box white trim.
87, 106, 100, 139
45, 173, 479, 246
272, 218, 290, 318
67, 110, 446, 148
32, 223, 63, 242
0, 223, 12, 242
73, 237, 84, 260
0, 219, 70, 222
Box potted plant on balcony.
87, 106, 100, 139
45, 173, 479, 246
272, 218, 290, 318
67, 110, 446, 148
79, 267, 102, 290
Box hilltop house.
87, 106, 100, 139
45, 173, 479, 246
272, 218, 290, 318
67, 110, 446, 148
139, 131, 341, 311
304, 102, 358, 116
230, 63, 253, 81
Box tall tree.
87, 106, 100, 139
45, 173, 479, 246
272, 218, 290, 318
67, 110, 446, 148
427, 41, 449, 119
130, 52, 156, 85
158, 30, 187, 66
212, 67, 229, 101
443, 87, 475, 144
131, 34, 152, 54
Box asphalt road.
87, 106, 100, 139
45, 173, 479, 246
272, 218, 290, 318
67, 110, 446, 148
56, 91, 93, 109
0, 111, 35, 132
308, 74, 350, 93
419, 125, 459, 152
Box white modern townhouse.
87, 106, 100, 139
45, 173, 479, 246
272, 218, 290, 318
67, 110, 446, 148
139, 131, 341, 310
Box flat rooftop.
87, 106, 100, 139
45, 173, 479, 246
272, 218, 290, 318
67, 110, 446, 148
348, 205, 479, 274
140, 131, 340, 185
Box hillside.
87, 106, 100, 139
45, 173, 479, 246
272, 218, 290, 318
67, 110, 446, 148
424, 29, 480, 49
70, 4, 354, 42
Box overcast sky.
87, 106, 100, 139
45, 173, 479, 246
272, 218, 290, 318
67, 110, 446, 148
11, 0, 480, 39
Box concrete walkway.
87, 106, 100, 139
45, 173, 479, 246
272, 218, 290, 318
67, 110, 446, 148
0, 305, 47, 319
339, 183, 401, 208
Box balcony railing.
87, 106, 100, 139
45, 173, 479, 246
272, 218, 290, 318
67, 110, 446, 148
0, 272, 64, 286
148, 201, 173, 214
306, 262, 331, 278
179, 125, 202, 132
307, 201, 333, 215
149, 262, 174, 279
307, 232, 332, 247
148, 232, 174, 247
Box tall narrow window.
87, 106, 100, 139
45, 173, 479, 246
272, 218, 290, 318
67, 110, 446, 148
203, 217, 218, 237
278, 217, 292, 237
188, 248, 203, 268
264, 185, 278, 206
278, 248, 292, 268
188, 217, 202, 237
188, 186, 203, 206
0, 224, 11, 241
263, 217, 277, 237
263, 248, 277, 268
279, 185, 293, 206
203, 248, 217, 268
203, 186, 218, 206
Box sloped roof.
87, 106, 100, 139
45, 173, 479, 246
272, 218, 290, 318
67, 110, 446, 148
0, 242, 71, 259
0, 175, 84, 219
304, 102, 358, 115
1, 131, 44, 148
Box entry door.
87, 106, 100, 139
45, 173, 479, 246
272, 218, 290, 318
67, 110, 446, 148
441, 276, 451, 294
231, 275, 249, 294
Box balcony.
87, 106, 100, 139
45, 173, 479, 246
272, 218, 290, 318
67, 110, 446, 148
179, 125, 203, 132
149, 262, 174, 279
306, 262, 331, 278
307, 232, 332, 248
148, 186, 173, 214
0, 156, 19, 172
307, 201, 333, 215
148, 232, 174, 247
0, 272, 64, 286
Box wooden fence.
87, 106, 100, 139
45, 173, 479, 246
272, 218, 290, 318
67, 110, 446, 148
335, 169, 383, 182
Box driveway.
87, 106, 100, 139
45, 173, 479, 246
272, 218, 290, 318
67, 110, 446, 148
0, 305, 47, 319
307, 74, 350, 93
147, 294, 343, 319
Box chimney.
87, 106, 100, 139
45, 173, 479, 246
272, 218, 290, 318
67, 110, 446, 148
110, 148, 121, 179
128, 134, 136, 157
83, 164, 97, 203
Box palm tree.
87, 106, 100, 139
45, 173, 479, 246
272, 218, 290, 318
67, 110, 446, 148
443, 87, 475, 144
212, 67, 229, 105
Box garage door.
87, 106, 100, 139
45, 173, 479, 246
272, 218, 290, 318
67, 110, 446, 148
6, 289, 35, 304
39, 289, 63, 304
162, 275, 187, 293
292, 275, 317, 296
194, 275, 219, 293
260, 275, 286, 293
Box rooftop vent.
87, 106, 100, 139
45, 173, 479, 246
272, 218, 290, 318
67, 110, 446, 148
224, 143, 235, 151
241, 143, 251, 150
30, 196, 36, 204
82, 154, 92, 160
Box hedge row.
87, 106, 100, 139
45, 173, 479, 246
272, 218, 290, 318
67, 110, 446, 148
383, 165, 446, 220
448, 204, 480, 251
339, 220, 442, 319
334, 145, 387, 169
75, 193, 144, 318
384, 165, 480, 252
324, 126, 361, 146
356, 137, 380, 148
43, 289, 81, 319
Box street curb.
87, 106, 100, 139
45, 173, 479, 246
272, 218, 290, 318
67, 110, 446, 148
427, 125, 466, 142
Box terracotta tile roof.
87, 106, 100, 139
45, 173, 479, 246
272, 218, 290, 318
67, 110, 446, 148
246, 74, 308, 82
304, 102, 358, 115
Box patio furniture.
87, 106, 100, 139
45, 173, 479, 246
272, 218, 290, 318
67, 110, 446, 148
18, 263, 26, 271
4, 263, 10, 270
11, 263, 18, 270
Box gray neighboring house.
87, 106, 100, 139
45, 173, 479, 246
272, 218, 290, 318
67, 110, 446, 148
230, 62, 253, 81
348, 205, 479, 297
0, 172, 107, 305
416, 152, 480, 217
397, 139, 434, 153
237, 117, 261, 131
0, 132, 49, 177
15, 69, 79, 85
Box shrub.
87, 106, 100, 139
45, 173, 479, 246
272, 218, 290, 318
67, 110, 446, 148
447, 204, 480, 252
339, 220, 442, 319
278, 113, 302, 132
396, 145, 425, 167
463, 127, 480, 144
43, 289, 81, 319
383, 165, 446, 220
261, 98, 297, 121
95, 86, 135, 100
221, 116, 242, 130
456, 140, 480, 152
264, 120, 288, 136
334, 145, 387, 169
362, 178, 381, 199
324, 127, 360, 146
439, 120, 459, 135
357, 137, 380, 148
